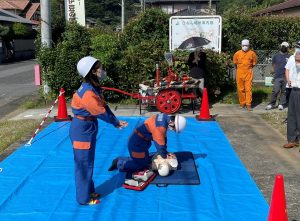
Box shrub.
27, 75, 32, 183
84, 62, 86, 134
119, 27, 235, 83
37, 23, 91, 98
171, 49, 234, 100
12, 23, 30, 38
119, 9, 169, 48
90, 32, 121, 100
222, 12, 300, 53
116, 38, 168, 93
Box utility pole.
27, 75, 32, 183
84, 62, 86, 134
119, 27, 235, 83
140, 0, 145, 12
208, 0, 212, 14
121, 0, 125, 32
41, 0, 52, 47
40, 0, 52, 94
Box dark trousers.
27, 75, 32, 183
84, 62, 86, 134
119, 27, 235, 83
268, 78, 286, 106
117, 133, 151, 172
286, 87, 292, 106
287, 89, 300, 142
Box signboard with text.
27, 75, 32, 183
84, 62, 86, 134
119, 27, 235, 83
169, 16, 222, 52
65, 0, 86, 26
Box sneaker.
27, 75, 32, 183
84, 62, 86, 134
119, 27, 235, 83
240, 105, 245, 109
265, 104, 272, 110
87, 199, 100, 205
246, 105, 252, 111
90, 192, 101, 198
278, 105, 284, 110
108, 158, 118, 171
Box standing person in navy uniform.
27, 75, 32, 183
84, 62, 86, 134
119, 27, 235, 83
69, 56, 128, 205
265, 42, 290, 110
108, 113, 186, 176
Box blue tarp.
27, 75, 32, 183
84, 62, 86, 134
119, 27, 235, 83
0, 117, 269, 221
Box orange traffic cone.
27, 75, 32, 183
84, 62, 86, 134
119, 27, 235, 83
54, 88, 72, 122
267, 174, 288, 221
196, 88, 214, 121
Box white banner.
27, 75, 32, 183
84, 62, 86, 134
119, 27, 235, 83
65, 0, 86, 26
169, 16, 222, 53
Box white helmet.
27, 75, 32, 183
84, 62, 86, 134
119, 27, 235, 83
158, 162, 170, 177
77, 56, 98, 77
174, 115, 186, 133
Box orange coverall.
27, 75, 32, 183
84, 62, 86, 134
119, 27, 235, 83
233, 49, 257, 107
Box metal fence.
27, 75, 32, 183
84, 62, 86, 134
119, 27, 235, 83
230, 50, 279, 83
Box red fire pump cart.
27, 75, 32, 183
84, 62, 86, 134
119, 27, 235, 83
102, 53, 200, 114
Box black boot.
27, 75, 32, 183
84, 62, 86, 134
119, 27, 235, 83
108, 158, 118, 171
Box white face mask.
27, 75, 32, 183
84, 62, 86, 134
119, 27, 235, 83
168, 122, 175, 131
97, 69, 107, 81
242, 46, 249, 51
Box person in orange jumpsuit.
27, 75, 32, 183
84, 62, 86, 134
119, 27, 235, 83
233, 39, 257, 111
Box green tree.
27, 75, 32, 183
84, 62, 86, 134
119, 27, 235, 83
85, 0, 140, 27
37, 23, 91, 97
0, 25, 9, 37
219, 0, 285, 14
51, 0, 66, 43
12, 23, 30, 38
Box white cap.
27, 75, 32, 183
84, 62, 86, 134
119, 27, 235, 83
281, 42, 289, 47
241, 39, 250, 46
77, 56, 99, 78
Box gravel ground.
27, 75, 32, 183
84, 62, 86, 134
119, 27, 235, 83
217, 111, 300, 221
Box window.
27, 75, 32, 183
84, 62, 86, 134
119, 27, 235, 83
161, 5, 173, 14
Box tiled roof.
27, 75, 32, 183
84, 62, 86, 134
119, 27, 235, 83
25, 2, 39, 20
0, 0, 14, 9
0, 8, 33, 24
0, 0, 30, 10
253, 0, 300, 15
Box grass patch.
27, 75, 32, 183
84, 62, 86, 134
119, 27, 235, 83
0, 119, 40, 153
21, 96, 55, 109
261, 111, 287, 137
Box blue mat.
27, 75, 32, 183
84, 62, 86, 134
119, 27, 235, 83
0, 117, 269, 221
151, 151, 200, 185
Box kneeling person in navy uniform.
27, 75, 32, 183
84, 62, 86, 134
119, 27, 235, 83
108, 113, 186, 176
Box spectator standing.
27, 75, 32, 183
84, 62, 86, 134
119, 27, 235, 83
233, 39, 257, 111
265, 42, 290, 110
285, 41, 300, 106
283, 50, 300, 149
188, 47, 207, 97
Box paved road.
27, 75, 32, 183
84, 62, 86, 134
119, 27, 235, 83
0, 60, 38, 119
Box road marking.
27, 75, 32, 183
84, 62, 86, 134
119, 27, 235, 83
24, 115, 33, 118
